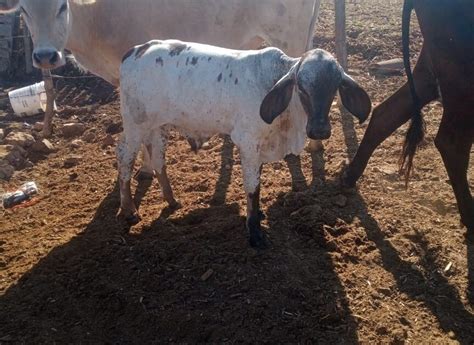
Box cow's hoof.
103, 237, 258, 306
134, 170, 155, 181
168, 199, 182, 210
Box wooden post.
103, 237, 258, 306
23, 25, 32, 74
335, 0, 348, 71
42, 69, 55, 137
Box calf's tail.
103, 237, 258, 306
399, 0, 424, 184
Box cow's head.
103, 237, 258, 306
0, 0, 95, 70
260, 49, 371, 140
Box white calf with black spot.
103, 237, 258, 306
118, 39, 371, 248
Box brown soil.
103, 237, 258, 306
1, 0, 473, 343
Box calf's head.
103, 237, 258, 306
0, 0, 95, 70
260, 49, 371, 140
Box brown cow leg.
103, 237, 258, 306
435, 123, 474, 242
342, 46, 438, 187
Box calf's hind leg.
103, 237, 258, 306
116, 135, 142, 225
149, 132, 180, 209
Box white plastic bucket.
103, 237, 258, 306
8, 82, 56, 117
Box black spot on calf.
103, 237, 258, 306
135, 42, 153, 59
156, 56, 164, 66
122, 47, 135, 63
191, 57, 199, 66
168, 42, 187, 56
217, 73, 223, 82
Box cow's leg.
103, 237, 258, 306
116, 135, 141, 225
342, 45, 438, 187
435, 122, 474, 242
135, 146, 155, 181
149, 132, 180, 209
240, 151, 267, 248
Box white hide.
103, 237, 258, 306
120, 41, 307, 193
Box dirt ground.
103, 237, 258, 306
1, 0, 474, 343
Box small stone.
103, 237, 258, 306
69, 172, 79, 181
70, 139, 84, 149
202, 142, 211, 150
82, 130, 96, 143
448, 331, 456, 339
0, 161, 15, 180
102, 134, 115, 147
0, 145, 27, 168
30, 139, 55, 154
4, 131, 35, 148
33, 122, 44, 132
105, 122, 122, 135
333, 194, 348, 208
63, 155, 82, 168
61, 123, 86, 138
0, 128, 4, 140
201, 269, 214, 281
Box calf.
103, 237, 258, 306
342, 0, 474, 241
117, 40, 371, 248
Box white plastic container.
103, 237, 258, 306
8, 81, 56, 117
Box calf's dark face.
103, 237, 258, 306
296, 54, 342, 140
260, 49, 372, 140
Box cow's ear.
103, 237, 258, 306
260, 61, 300, 124
339, 72, 372, 123
0, 0, 20, 13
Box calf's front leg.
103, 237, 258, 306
241, 152, 267, 248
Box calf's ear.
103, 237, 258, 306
260, 62, 300, 124
0, 0, 20, 13
339, 72, 372, 123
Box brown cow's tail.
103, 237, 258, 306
400, 0, 424, 184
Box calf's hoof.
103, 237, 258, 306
117, 209, 141, 225
134, 170, 155, 181
340, 166, 357, 189
247, 213, 269, 249
249, 230, 269, 249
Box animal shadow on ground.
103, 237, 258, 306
0, 176, 358, 343
336, 103, 474, 341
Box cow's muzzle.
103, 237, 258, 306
32, 49, 61, 69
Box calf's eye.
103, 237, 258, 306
58, 3, 68, 16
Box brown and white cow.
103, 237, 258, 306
342, 0, 474, 242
